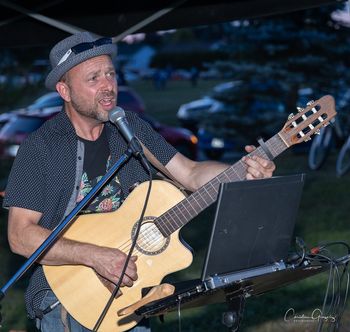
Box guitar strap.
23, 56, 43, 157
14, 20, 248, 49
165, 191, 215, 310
140, 141, 191, 196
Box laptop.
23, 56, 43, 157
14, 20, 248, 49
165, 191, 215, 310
136, 173, 305, 315
202, 173, 305, 282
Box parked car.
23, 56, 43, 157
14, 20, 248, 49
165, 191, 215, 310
176, 81, 245, 132
0, 112, 59, 158
26, 91, 64, 113
197, 95, 287, 160
177, 79, 289, 135
177, 96, 219, 132
0, 86, 198, 159
179, 79, 323, 159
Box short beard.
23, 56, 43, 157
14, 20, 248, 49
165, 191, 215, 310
71, 96, 108, 122
70, 89, 108, 122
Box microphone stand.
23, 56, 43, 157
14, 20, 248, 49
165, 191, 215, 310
0, 148, 133, 323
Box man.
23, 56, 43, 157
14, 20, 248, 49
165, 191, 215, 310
4, 32, 275, 331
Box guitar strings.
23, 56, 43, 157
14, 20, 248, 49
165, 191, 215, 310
109, 137, 314, 273
109, 140, 286, 274
112, 160, 248, 256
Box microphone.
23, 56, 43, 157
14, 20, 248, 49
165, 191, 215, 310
109, 107, 148, 168
109, 107, 135, 144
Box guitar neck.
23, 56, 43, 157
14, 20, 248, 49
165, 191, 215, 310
155, 133, 288, 237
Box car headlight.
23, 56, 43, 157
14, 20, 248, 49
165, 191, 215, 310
5, 144, 20, 157
211, 138, 225, 148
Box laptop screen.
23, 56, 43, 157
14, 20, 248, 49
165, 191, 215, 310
201, 173, 305, 280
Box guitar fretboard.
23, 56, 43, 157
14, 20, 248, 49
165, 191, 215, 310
155, 133, 288, 237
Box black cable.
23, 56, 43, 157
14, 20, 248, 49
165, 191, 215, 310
327, 264, 340, 332
293, 236, 306, 266
31, 287, 57, 319
319, 241, 350, 254
293, 239, 350, 332
319, 267, 333, 332
305, 245, 350, 332
336, 268, 349, 331
328, 258, 349, 332
93, 155, 153, 331
309, 254, 336, 332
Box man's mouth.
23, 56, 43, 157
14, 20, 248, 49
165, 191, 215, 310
99, 97, 115, 108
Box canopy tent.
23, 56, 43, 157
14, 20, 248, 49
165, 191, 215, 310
0, 0, 341, 48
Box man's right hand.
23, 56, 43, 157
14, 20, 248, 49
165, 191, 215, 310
88, 246, 138, 287
7, 206, 138, 287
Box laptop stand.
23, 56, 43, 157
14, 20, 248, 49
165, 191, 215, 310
136, 258, 336, 331
204, 261, 286, 290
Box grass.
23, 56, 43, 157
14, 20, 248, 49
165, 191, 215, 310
1, 79, 350, 331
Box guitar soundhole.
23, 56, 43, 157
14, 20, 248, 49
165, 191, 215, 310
132, 218, 170, 255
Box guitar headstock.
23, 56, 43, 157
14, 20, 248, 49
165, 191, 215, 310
279, 95, 336, 147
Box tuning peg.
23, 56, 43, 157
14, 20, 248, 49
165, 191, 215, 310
314, 129, 321, 135
296, 107, 303, 113
304, 137, 312, 142
306, 100, 315, 106
288, 113, 294, 120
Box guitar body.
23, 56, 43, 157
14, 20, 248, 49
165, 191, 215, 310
43, 180, 193, 331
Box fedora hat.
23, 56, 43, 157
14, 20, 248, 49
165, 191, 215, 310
45, 31, 117, 90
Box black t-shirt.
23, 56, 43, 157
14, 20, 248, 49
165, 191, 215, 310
79, 126, 109, 180
78, 126, 123, 213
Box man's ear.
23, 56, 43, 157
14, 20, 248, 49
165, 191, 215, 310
56, 81, 70, 102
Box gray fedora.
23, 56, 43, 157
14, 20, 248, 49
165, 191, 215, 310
45, 31, 117, 91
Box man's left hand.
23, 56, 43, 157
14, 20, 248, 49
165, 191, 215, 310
242, 145, 276, 180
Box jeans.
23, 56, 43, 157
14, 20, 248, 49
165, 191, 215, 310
36, 291, 151, 332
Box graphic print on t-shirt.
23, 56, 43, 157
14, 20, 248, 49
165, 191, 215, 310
77, 166, 122, 213
77, 127, 123, 213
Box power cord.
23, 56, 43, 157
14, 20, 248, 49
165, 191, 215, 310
32, 287, 59, 319
35, 299, 60, 319
177, 296, 182, 332
302, 240, 350, 332
286, 236, 307, 266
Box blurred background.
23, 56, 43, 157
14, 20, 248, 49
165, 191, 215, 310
1, 1, 350, 331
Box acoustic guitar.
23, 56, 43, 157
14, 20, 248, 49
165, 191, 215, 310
43, 95, 336, 331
